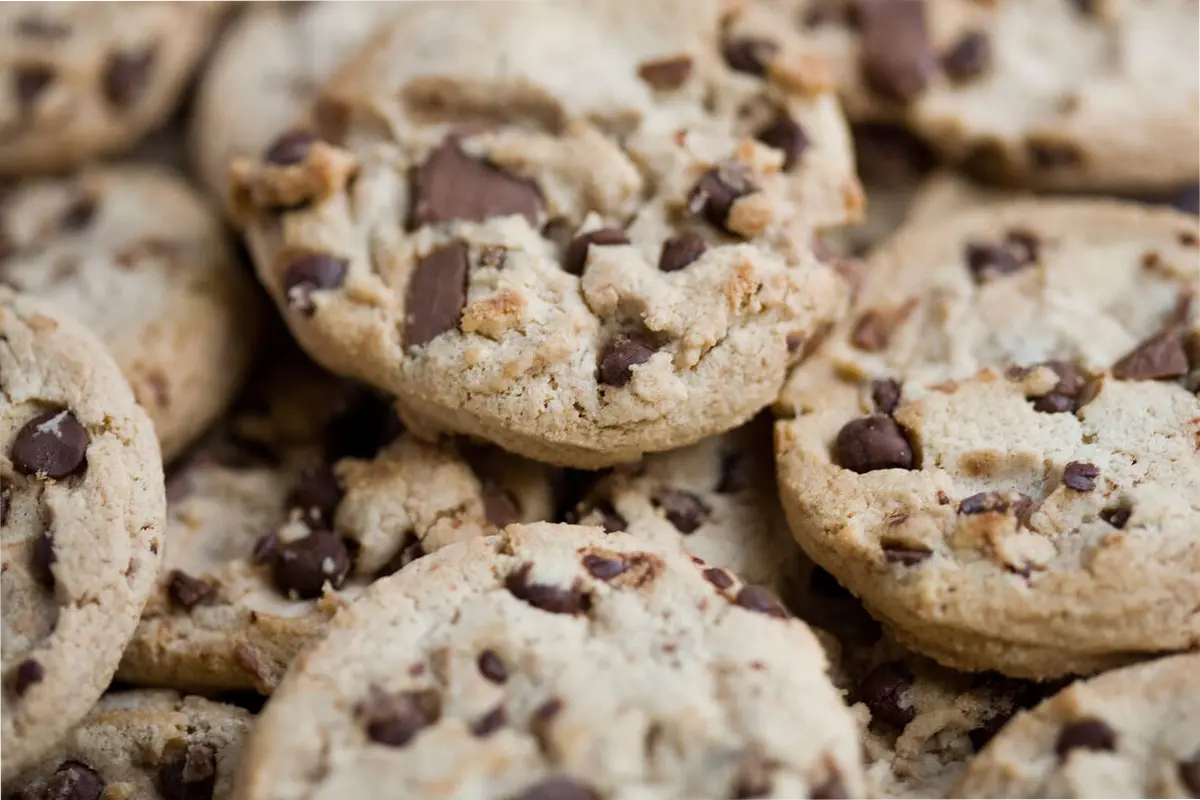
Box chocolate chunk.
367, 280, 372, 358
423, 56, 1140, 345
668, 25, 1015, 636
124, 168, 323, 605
409, 139, 545, 229
477, 650, 507, 684
406, 241, 470, 349
563, 228, 629, 276
168, 570, 215, 610
505, 564, 591, 615
850, 302, 915, 351
1180, 751, 1200, 796
471, 705, 507, 737
1055, 718, 1117, 760
510, 777, 599, 800
658, 232, 707, 272
959, 492, 1012, 515
715, 451, 751, 494
264, 129, 317, 166
598, 332, 657, 387
755, 112, 808, 171
12, 408, 89, 479
482, 484, 521, 528
941, 31, 990, 82
281, 253, 347, 315
1028, 361, 1089, 413
1170, 182, 1199, 216
15, 64, 55, 105
859, 0, 934, 103
250, 532, 279, 565
651, 488, 710, 534
1100, 506, 1131, 530
871, 378, 902, 415
734, 586, 787, 618
703, 567, 734, 590
103, 47, 155, 109
1027, 139, 1083, 170
637, 56, 694, 89
881, 543, 932, 566
288, 465, 343, 523
272, 530, 351, 599
1062, 461, 1099, 492
358, 688, 440, 748
853, 123, 938, 185
859, 661, 915, 728
14, 658, 44, 696
687, 165, 757, 234
721, 37, 778, 76
1112, 328, 1189, 381
834, 415, 914, 473
965, 243, 1022, 282
40, 760, 106, 800
581, 553, 627, 580
31, 532, 56, 590
810, 772, 850, 799
60, 196, 97, 232
158, 743, 216, 800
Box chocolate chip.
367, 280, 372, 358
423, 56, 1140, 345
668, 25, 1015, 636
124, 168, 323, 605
850, 302, 914, 351
31, 532, 56, 590
722, 37, 778, 76
810, 772, 849, 799
510, 777, 599, 800
650, 488, 710, 534
563, 228, 629, 276
470, 705, 507, 738
158, 743, 216, 800
288, 465, 343, 523
1028, 361, 1089, 413
734, 586, 787, 618
965, 243, 1023, 282
406, 241, 470, 349
15, 65, 55, 105
14, 658, 44, 696
1055, 718, 1117, 760
834, 414, 914, 473
1112, 328, 1189, 381
103, 47, 155, 109
281, 253, 347, 315
40, 760, 106, 800
715, 451, 751, 494
12, 408, 89, 479
263, 129, 317, 166
598, 332, 657, 387
941, 31, 990, 82
581, 553, 627, 580
656, 233, 708, 277
505, 564, 591, 615
755, 112, 808, 171
853, 123, 938, 185
535, 697, 563, 721
859, 0, 934, 103
859, 661, 915, 728
250, 532, 279, 565
959, 492, 1013, 515
358, 688, 440, 748
881, 542, 932, 566
1179, 751, 1200, 796
1170, 182, 1199, 216
272, 530, 351, 600
871, 378, 902, 415
409, 139, 545, 229
687, 165, 757, 234
1028, 139, 1084, 170
637, 56, 693, 89
1062, 461, 1099, 491
703, 567, 734, 590
60, 196, 97, 232
1004, 229, 1041, 264
168, 570, 215, 610
483, 483, 521, 528
1100, 506, 1131, 529
477, 650, 507, 684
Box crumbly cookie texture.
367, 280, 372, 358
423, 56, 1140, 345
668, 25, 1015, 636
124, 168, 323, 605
1, 290, 165, 779
5, 689, 252, 800
0, 1, 225, 176
234, 523, 863, 800
229, 0, 855, 468
955, 652, 1200, 798
0, 166, 260, 462
775, 198, 1200, 679
118, 355, 555, 694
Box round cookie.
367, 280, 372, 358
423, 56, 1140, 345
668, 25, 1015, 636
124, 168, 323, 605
118, 356, 555, 694
1, 290, 165, 779
234, 522, 864, 799
5, 689, 252, 800
228, 0, 857, 468
0, 166, 260, 461
775, 198, 1200, 678
0, 2, 225, 176
954, 652, 1200, 798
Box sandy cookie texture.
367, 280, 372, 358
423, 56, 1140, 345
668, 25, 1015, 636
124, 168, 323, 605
775, 198, 1200, 679
5, 689, 252, 800
0, 166, 259, 461
229, 0, 857, 468
1, 290, 165, 779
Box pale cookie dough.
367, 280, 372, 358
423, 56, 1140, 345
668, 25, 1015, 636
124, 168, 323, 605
229, 0, 856, 468
1, 290, 165, 779
234, 523, 864, 800
775, 198, 1200, 678
118, 354, 555, 694
0, 2, 225, 176
955, 652, 1200, 798
5, 689, 252, 800
0, 166, 260, 462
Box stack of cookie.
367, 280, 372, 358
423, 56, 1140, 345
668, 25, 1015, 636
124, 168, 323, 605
2, 2, 1197, 799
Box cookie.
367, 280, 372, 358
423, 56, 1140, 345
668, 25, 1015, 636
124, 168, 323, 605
5, 689, 252, 800
228, 0, 857, 468
0, 166, 260, 461
233, 522, 863, 799
955, 652, 1200, 798
0, 2, 225, 176
118, 355, 555, 694
1, 290, 165, 779
774, 198, 1200, 678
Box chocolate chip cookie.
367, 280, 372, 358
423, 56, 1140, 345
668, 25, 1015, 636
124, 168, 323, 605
4, 689, 252, 800
775, 198, 1200, 678
234, 522, 864, 799
1, 289, 165, 779
0, 166, 260, 462
228, 0, 857, 468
